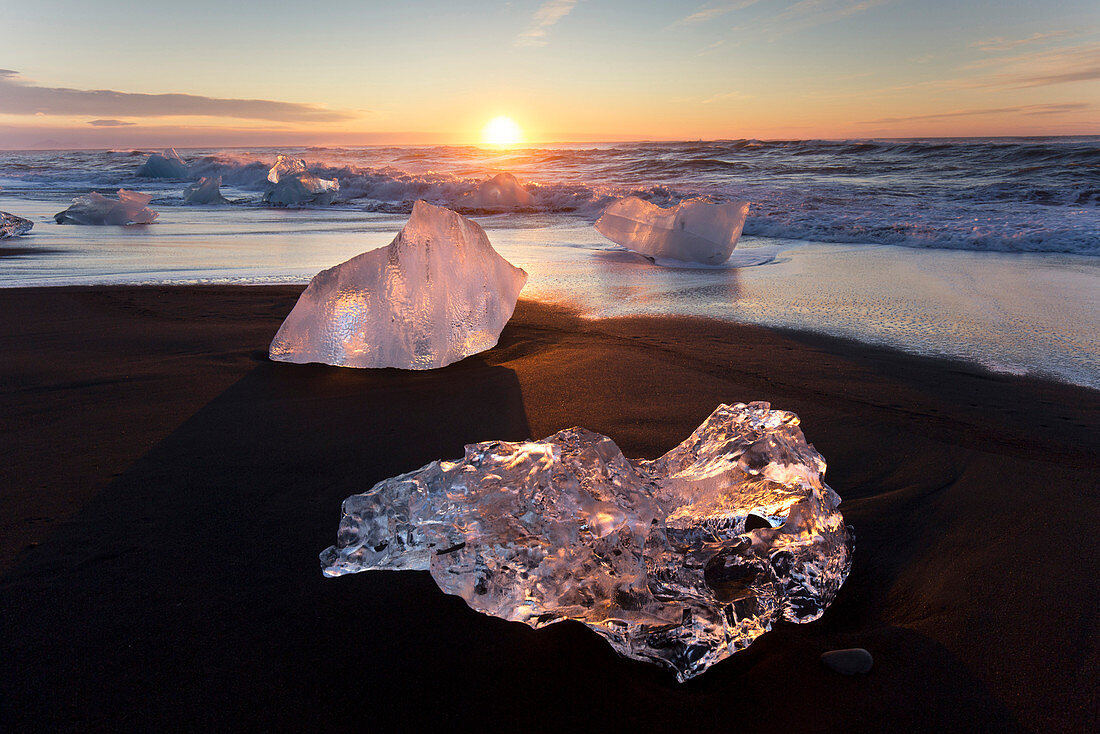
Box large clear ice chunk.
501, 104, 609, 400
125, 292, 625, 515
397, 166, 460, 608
137, 148, 188, 178
54, 190, 158, 225
263, 155, 339, 207
321, 402, 853, 681
270, 200, 527, 369
1, 211, 33, 239
595, 197, 750, 265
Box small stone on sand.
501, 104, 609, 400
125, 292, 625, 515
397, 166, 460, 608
821, 648, 873, 674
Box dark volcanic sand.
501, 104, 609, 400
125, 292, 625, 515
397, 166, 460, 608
1, 286, 1097, 732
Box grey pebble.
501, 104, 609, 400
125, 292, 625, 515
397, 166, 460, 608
821, 648, 873, 674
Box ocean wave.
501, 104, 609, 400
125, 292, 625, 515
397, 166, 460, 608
0, 138, 1097, 255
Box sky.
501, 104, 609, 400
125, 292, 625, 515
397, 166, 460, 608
0, 0, 1097, 147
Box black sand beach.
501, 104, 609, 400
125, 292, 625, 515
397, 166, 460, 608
2, 285, 1097, 732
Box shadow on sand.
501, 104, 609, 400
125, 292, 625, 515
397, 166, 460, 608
1, 334, 1035, 732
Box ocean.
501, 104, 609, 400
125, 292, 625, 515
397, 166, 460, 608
0, 138, 1097, 387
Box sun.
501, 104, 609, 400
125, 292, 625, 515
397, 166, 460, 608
482, 116, 524, 147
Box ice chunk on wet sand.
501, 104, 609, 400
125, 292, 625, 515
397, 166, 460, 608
462, 172, 533, 209
54, 190, 158, 225
1, 211, 33, 239
137, 148, 188, 178
596, 197, 750, 265
269, 200, 527, 369
263, 155, 339, 207
320, 401, 853, 682
183, 176, 228, 205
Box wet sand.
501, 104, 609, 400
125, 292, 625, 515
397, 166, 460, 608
1, 285, 1097, 732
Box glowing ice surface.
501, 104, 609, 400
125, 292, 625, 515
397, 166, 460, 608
137, 148, 188, 178
270, 200, 527, 369
1, 211, 33, 239
321, 402, 853, 681
462, 172, 533, 209
263, 155, 339, 207
54, 190, 158, 225
596, 197, 750, 265
183, 176, 228, 205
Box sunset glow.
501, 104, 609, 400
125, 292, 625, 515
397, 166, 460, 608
482, 117, 524, 147
0, 1, 1096, 148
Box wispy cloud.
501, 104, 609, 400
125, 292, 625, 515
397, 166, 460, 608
87, 119, 135, 127
961, 43, 1100, 88
868, 42, 1100, 94
515, 0, 578, 47
972, 30, 1075, 52
673, 1, 761, 26
702, 90, 753, 104
0, 71, 355, 123
859, 102, 1092, 124
695, 38, 740, 56
762, 0, 887, 34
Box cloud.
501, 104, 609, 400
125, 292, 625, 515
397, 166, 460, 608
88, 119, 135, 127
673, 1, 761, 26
702, 90, 753, 104
0, 71, 356, 123
515, 0, 578, 47
973, 30, 1075, 52
963, 43, 1100, 88
882, 43, 1100, 93
859, 102, 1092, 124
760, 0, 887, 34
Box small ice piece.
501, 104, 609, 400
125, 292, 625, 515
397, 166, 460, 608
54, 190, 158, 225
270, 200, 527, 369
183, 176, 228, 205
462, 172, 533, 209
137, 148, 188, 178
595, 197, 750, 265
321, 401, 853, 681
1, 211, 33, 239
263, 155, 339, 207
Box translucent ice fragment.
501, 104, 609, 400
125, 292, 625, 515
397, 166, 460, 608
54, 190, 158, 225
263, 155, 339, 207
270, 200, 528, 369
462, 172, 533, 209
137, 148, 188, 178
595, 197, 750, 265
1, 211, 33, 239
183, 176, 228, 205
321, 401, 852, 681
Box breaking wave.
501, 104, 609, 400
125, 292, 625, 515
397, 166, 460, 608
0, 137, 1097, 255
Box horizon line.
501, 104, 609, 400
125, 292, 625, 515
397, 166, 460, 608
3, 132, 1099, 152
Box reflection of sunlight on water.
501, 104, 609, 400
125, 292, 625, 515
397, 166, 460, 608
585, 249, 743, 311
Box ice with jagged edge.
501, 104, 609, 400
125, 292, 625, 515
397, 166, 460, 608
137, 148, 188, 178
1, 211, 33, 239
462, 172, 532, 209
183, 176, 228, 205
321, 402, 853, 681
270, 200, 527, 369
596, 197, 751, 265
54, 190, 158, 225
263, 155, 339, 207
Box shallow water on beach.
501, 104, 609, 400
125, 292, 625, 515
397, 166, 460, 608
2, 195, 1097, 389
